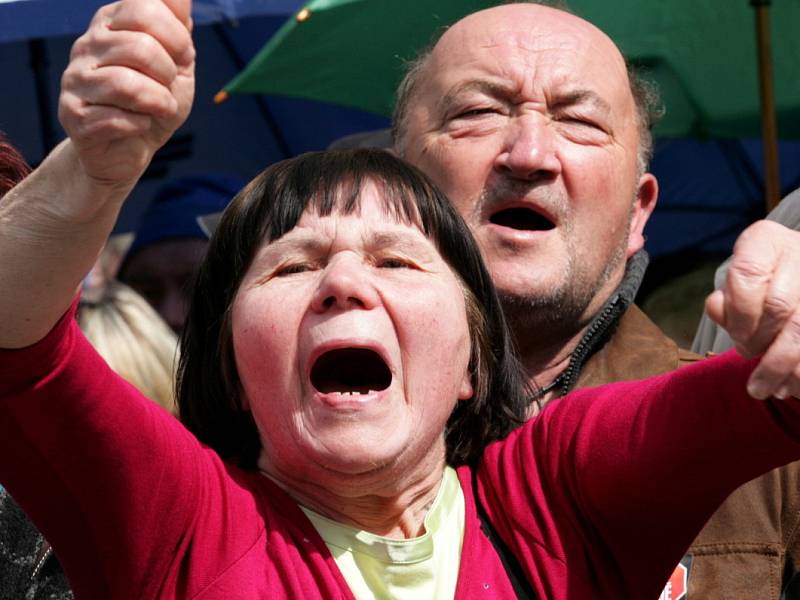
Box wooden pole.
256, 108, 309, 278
751, 0, 781, 212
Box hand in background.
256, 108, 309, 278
706, 220, 800, 400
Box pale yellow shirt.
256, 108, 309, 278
300, 466, 465, 600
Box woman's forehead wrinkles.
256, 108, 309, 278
275, 208, 427, 246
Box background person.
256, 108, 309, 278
393, 2, 684, 401
77, 280, 179, 414
0, 132, 30, 191
118, 174, 243, 333
693, 187, 800, 355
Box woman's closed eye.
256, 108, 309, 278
376, 256, 417, 270
274, 262, 315, 277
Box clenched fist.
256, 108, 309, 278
59, 0, 195, 189
706, 220, 800, 400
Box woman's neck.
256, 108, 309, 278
259, 446, 447, 539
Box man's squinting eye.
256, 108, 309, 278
453, 107, 500, 120
557, 114, 603, 130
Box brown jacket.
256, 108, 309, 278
576, 304, 800, 599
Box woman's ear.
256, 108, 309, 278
458, 370, 474, 401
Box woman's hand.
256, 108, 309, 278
59, 0, 194, 196
0, 0, 194, 348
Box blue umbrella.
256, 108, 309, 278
0, 4, 388, 230
0, 0, 305, 43
0, 0, 314, 158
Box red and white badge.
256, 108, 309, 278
660, 556, 691, 600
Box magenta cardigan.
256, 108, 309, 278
2, 306, 799, 599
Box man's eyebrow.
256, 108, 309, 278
550, 90, 612, 115
439, 81, 612, 117
439, 79, 515, 112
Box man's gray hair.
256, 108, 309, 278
391, 2, 664, 175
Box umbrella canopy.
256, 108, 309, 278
0, 8, 388, 231
223, 0, 800, 140
0, 0, 305, 43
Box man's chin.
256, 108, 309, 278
498, 287, 593, 341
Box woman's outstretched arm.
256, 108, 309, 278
0, 0, 194, 348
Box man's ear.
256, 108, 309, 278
627, 172, 659, 257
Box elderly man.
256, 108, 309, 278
392, 3, 800, 598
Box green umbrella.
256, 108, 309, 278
221, 0, 498, 116
222, 0, 800, 206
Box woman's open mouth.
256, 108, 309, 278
310, 348, 392, 395
489, 207, 555, 231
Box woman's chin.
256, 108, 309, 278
314, 434, 410, 475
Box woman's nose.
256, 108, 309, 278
494, 114, 561, 181
310, 256, 379, 313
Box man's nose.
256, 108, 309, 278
310, 256, 379, 313
494, 114, 561, 180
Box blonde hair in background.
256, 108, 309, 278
78, 281, 179, 414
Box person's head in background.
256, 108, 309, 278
393, 3, 660, 352
118, 175, 243, 333
0, 132, 31, 196
78, 281, 179, 414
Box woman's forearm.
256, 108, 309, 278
0, 141, 133, 347
0, 0, 194, 348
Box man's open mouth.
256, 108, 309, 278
310, 348, 392, 394
489, 207, 555, 231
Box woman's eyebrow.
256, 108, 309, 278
258, 234, 328, 262
367, 231, 435, 256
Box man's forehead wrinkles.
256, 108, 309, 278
465, 19, 582, 50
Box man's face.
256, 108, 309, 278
402, 4, 657, 333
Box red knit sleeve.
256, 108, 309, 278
0, 303, 263, 599
477, 351, 800, 598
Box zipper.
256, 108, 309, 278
31, 541, 52, 580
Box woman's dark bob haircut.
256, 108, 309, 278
178, 148, 530, 467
